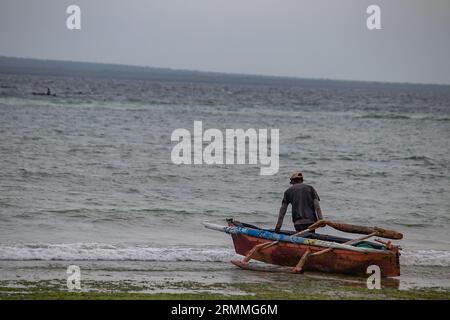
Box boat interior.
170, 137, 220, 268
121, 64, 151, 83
232, 220, 386, 250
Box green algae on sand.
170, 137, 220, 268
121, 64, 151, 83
0, 280, 449, 300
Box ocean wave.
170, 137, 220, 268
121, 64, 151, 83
356, 113, 411, 120
435, 117, 450, 122
415, 116, 450, 122
0, 243, 449, 267
0, 243, 237, 262
401, 250, 450, 267
400, 155, 434, 163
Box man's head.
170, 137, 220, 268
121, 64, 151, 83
290, 170, 304, 184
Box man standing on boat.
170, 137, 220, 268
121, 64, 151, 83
275, 171, 323, 233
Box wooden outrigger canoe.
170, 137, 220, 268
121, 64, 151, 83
204, 218, 402, 277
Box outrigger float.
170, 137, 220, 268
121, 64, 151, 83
204, 219, 403, 277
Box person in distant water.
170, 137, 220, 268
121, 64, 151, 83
275, 171, 323, 233
46, 88, 51, 95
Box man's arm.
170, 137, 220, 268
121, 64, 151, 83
314, 199, 323, 220
275, 202, 288, 232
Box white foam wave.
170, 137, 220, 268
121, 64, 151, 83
0, 243, 449, 267
400, 249, 450, 267
0, 243, 237, 262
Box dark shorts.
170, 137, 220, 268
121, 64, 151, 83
294, 223, 315, 233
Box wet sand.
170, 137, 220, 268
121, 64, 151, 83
0, 260, 449, 299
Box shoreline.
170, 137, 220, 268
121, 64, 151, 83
0, 260, 448, 300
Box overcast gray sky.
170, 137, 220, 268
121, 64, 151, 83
1, 0, 449, 84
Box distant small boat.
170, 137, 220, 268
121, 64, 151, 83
32, 92, 56, 97
204, 218, 402, 277
32, 88, 56, 97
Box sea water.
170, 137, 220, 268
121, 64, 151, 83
0, 70, 449, 288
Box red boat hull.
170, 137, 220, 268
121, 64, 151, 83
231, 233, 400, 277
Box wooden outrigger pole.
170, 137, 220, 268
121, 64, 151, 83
305, 220, 403, 240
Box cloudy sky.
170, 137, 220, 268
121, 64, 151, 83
1, 0, 449, 84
